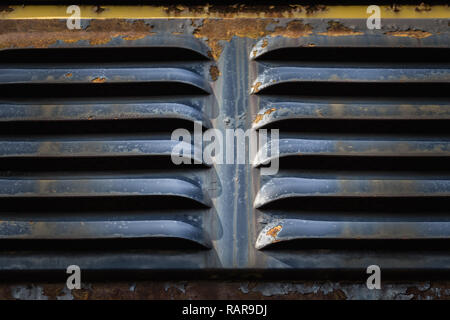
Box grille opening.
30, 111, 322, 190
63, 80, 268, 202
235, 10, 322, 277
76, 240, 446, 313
275, 156, 450, 172
255, 82, 450, 97
0, 47, 209, 63
0, 118, 205, 135
0, 238, 208, 252
258, 197, 450, 213
0, 196, 208, 213
260, 239, 450, 251
0, 156, 207, 173
0, 82, 209, 98
256, 47, 450, 63
261, 119, 450, 135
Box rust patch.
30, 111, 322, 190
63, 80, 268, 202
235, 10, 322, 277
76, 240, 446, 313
193, 19, 273, 60
91, 77, 106, 83
261, 39, 268, 48
304, 5, 328, 15
0, 6, 14, 13
271, 20, 313, 38
93, 6, 106, 14
165, 4, 304, 19
385, 29, 433, 39
416, 3, 432, 12
266, 225, 282, 238
0, 19, 154, 49
318, 21, 363, 37
253, 108, 276, 124
65, 73, 73, 78
209, 65, 220, 81
388, 4, 402, 13
251, 81, 262, 94
193, 19, 312, 60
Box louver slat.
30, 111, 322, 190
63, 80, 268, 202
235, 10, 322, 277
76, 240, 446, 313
255, 138, 450, 165
252, 102, 450, 129
254, 178, 450, 208
0, 140, 206, 164
0, 68, 211, 93
251, 66, 449, 93
256, 220, 450, 250
0, 103, 211, 127
0, 178, 210, 206
0, 220, 211, 248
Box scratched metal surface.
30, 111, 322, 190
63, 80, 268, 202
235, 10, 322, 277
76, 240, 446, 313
0, 4, 449, 279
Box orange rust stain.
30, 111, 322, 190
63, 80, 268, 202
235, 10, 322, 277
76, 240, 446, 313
251, 81, 262, 93
93, 5, 106, 14
193, 19, 312, 60
0, 6, 14, 13
209, 65, 221, 81
91, 77, 106, 83
318, 21, 363, 37
415, 3, 432, 12
0, 19, 154, 49
385, 29, 433, 39
65, 73, 73, 78
254, 107, 276, 124
261, 39, 268, 48
387, 4, 402, 13
271, 20, 313, 38
266, 225, 282, 238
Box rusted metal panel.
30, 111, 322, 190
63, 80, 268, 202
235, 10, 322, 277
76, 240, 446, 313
0, 4, 449, 281
2, 280, 450, 300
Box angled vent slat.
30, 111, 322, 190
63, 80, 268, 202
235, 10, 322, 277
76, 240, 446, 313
0, 178, 210, 206
0, 68, 211, 93
0, 102, 210, 127
255, 138, 450, 165
256, 220, 450, 249
251, 36, 450, 60
254, 178, 450, 208
251, 66, 450, 93
0, 140, 206, 164
252, 101, 450, 129
0, 220, 211, 248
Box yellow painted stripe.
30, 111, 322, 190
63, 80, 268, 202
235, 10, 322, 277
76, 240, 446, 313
0, 5, 449, 19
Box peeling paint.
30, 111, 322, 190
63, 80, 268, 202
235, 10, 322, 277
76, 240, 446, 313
91, 77, 106, 83
254, 108, 276, 124
193, 19, 312, 60
209, 65, 220, 81
0, 19, 155, 49
318, 21, 363, 37
385, 29, 433, 39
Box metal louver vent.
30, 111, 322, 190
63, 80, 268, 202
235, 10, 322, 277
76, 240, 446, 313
0, 9, 449, 278
251, 38, 450, 274
0, 42, 218, 272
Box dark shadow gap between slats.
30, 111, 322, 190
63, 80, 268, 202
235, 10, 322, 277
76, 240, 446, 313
0, 195, 209, 213
275, 156, 450, 172
0, 238, 208, 252
256, 82, 450, 97
256, 47, 450, 63
263, 119, 450, 135
259, 196, 450, 214
260, 239, 450, 251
